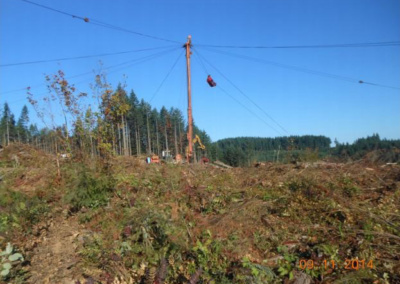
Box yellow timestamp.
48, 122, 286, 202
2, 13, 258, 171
299, 259, 374, 270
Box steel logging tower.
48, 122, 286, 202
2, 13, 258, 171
184, 35, 193, 163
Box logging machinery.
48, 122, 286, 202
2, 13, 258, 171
193, 134, 206, 150
185, 134, 206, 161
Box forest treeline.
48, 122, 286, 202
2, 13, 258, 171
3, 98, 399, 167
333, 134, 400, 161
214, 136, 331, 166
0, 96, 213, 159
1, 70, 212, 165
1, 70, 399, 167
214, 134, 400, 166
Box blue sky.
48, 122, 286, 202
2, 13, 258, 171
1, 0, 399, 144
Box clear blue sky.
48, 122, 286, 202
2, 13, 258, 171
1, 0, 399, 144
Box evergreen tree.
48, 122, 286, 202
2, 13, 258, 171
160, 106, 171, 155
170, 107, 186, 156
17, 105, 30, 142
29, 124, 39, 147
0, 103, 15, 145
127, 90, 142, 155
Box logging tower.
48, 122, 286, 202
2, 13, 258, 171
184, 35, 193, 163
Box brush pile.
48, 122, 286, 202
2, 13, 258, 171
0, 144, 399, 283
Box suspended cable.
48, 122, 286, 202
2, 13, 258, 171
100, 47, 180, 76
199, 47, 355, 82
357, 80, 400, 90
193, 48, 285, 135
192, 50, 282, 134
192, 51, 210, 75
149, 50, 184, 103
194, 48, 290, 134
87, 20, 180, 44
217, 85, 282, 135
18, 0, 181, 44
198, 47, 400, 90
196, 41, 400, 49
64, 48, 180, 97
7, 48, 179, 106
19, 0, 86, 20
1, 47, 179, 97
179, 48, 282, 135
178, 65, 186, 118
2, 47, 180, 102
0, 45, 177, 67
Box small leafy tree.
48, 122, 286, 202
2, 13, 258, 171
27, 70, 87, 178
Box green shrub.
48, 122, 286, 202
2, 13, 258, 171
65, 169, 115, 211
339, 176, 360, 198
0, 187, 48, 233
287, 177, 320, 200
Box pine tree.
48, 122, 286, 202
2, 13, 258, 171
160, 107, 170, 156
0, 103, 15, 145
17, 105, 30, 143
127, 90, 140, 155
29, 124, 39, 147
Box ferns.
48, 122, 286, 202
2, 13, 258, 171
64, 167, 115, 211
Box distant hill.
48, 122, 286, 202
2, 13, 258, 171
334, 134, 400, 163
212, 135, 331, 166
211, 134, 400, 167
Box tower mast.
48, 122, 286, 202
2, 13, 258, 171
184, 35, 193, 163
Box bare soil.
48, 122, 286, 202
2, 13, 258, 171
26, 213, 84, 284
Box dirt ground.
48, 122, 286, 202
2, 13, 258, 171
26, 212, 83, 284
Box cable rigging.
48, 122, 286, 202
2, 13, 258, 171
0, 46, 177, 67
20, 1, 400, 50
13, 1, 400, 89
1, 46, 180, 96
193, 47, 290, 135
196, 41, 400, 49
192, 50, 283, 135
217, 85, 283, 135
18, 0, 181, 44
149, 50, 184, 103
3, 47, 181, 103
198, 47, 400, 90
100, 47, 180, 76
193, 50, 210, 75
